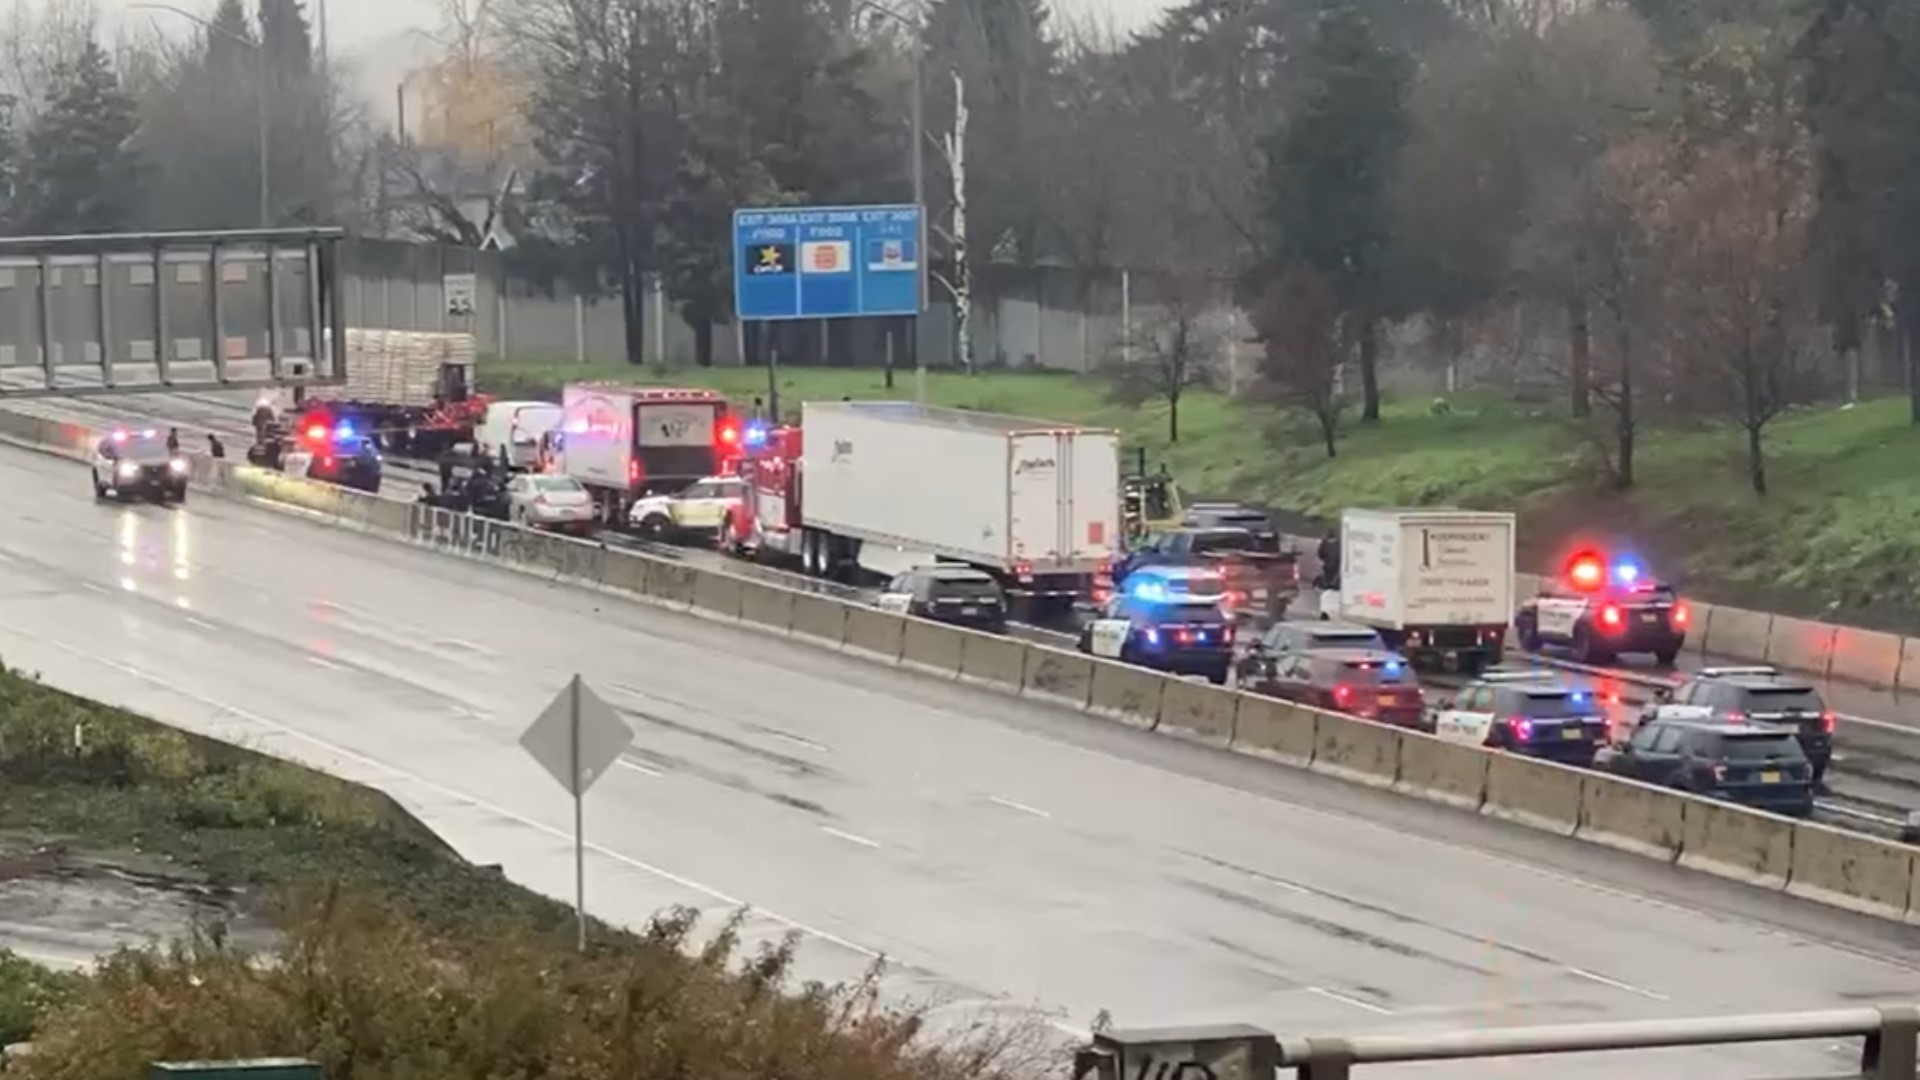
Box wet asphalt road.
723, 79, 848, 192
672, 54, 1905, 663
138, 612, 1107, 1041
4, 417, 1920, 1075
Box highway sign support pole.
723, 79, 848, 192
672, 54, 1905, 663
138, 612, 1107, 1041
518, 675, 631, 960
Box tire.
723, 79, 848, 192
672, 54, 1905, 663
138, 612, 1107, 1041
91, 471, 106, 499
1574, 625, 1611, 665
1516, 614, 1541, 652
1654, 646, 1678, 667
1205, 667, 1228, 686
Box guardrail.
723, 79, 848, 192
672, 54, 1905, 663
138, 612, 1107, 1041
1, 405, 1917, 929
1073, 1009, 1920, 1080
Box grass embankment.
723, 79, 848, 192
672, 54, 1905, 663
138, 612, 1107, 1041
0, 669, 1030, 1080
482, 360, 1920, 628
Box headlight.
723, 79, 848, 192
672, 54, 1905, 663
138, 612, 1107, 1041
168, 458, 189, 474
117, 462, 138, 478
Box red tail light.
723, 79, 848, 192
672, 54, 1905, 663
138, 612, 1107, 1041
1599, 604, 1624, 630
1507, 716, 1534, 741
1725, 709, 1747, 722
1672, 602, 1691, 627
1821, 711, 1836, 733
1015, 561, 1033, 582
628, 459, 639, 484
320, 455, 334, 469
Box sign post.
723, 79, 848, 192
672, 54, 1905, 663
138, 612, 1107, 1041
518, 675, 633, 951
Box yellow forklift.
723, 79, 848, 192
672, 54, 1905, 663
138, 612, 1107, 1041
1121, 448, 1185, 541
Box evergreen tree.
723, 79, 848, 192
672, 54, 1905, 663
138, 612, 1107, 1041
16, 38, 141, 233
206, 0, 256, 75
1252, 0, 1411, 422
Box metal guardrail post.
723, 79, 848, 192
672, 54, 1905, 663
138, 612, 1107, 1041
209, 240, 228, 384
153, 245, 171, 386
96, 252, 113, 388
36, 253, 54, 386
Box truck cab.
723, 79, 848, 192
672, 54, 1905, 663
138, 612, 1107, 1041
1115, 526, 1299, 622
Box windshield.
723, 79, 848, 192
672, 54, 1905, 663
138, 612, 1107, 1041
1163, 601, 1225, 624
1518, 690, 1598, 720
531, 476, 584, 493
118, 439, 172, 462
1742, 687, 1825, 713
1714, 733, 1807, 761
930, 578, 1001, 601
1191, 531, 1281, 556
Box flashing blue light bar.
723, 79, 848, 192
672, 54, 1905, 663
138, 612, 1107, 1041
1383, 660, 1403, 676
1130, 579, 1171, 603
1612, 558, 1642, 585
744, 424, 768, 448
334, 422, 356, 441
1571, 691, 1589, 704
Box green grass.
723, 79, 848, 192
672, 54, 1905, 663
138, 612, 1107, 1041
479, 360, 1920, 626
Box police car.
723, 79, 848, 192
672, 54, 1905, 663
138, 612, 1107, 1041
91, 428, 189, 503
1076, 565, 1234, 684
1514, 552, 1691, 666
1635, 665, 1834, 786
1427, 670, 1611, 765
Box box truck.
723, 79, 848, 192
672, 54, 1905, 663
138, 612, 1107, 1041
736, 401, 1121, 618
1318, 508, 1515, 672
556, 384, 741, 522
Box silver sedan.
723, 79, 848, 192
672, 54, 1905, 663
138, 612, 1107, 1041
504, 474, 596, 532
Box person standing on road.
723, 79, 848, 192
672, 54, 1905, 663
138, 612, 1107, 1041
165, 427, 181, 454
207, 432, 225, 459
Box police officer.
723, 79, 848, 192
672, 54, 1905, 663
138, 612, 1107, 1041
207, 432, 225, 459
165, 427, 181, 454
1317, 532, 1342, 590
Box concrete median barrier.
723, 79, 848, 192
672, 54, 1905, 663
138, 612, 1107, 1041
1230, 695, 1316, 765
1577, 774, 1684, 861
789, 593, 849, 646
737, 580, 795, 631
1022, 646, 1094, 708
1677, 796, 1794, 889
644, 561, 699, 609
1393, 733, 1489, 811
900, 617, 966, 676
1681, 602, 1715, 655
1156, 680, 1238, 746
1701, 606, 1773, 665
958, 631, 1027, 691
601, 549, 651, 595
1309, 712, 1401, 788
1829, 625, 1903, 687
1765, 616, 1837, 679
1900, 638, 1920, 696
1481, 754, 1583, 836
553, 538, 609, 583
691, 571, 745, 620
842, 607, 906, 661
1085, 660, 1168, 729
1786, 822, 1916, 920
364, 497, 411, 535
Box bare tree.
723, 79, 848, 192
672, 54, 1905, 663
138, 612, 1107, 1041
1104, 275, 1224, 444
1252, 265, 1347, 458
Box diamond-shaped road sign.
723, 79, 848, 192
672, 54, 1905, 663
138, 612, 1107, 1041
519, 676, 633, 797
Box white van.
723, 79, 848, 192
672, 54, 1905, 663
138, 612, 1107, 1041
476, 400, 563, 471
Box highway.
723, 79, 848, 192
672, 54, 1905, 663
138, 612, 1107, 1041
5, 431, 1920, 1076
25, 389, 1920, 830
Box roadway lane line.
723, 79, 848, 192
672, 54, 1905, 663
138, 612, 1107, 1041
1308, 986, 1393, 1015
618, 760, 665, 778
986, 795, 1051, 819
1566, 966, 1669, 1001
820, 826, 882, 849
306, 656, 342, 671
39, 637, 896, 965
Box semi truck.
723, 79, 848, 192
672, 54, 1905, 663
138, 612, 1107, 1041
555, 383, 743, 523
1317, 507, 1515, 673
730, 401, 1121, 619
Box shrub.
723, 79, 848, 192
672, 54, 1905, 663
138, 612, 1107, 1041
0, 950, 82, 1046
14, 889, 1042, 1080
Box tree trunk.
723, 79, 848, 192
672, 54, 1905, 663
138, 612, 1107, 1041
1614, 319, 1634, 490
1320, 411, 1338, 458
1568, 295, 1591, 418
693, 319, 714, 368
1904, 304, 1919, 425
1358, 316, 1381, 423
1168, 389, 1180, 444
1746, 422, 1767, 495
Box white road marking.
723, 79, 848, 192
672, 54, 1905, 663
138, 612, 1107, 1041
184, 616, 218, 632
618, 760, 664, 778
80, 582, 106, 594
306, 655, 342, 670
987, 795, 1051, 819
1309, 986, 1393, 1015
764, 729, 831, 753
820, 826, 881, 849
433, 638, 496, 657
1566, 966, 1669, 1001
51, 645, 892, 965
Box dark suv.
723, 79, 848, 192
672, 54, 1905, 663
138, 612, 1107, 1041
877, 567, 1008, 633
1598, 720, 1815, 817
1638, 666, 1834, 786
